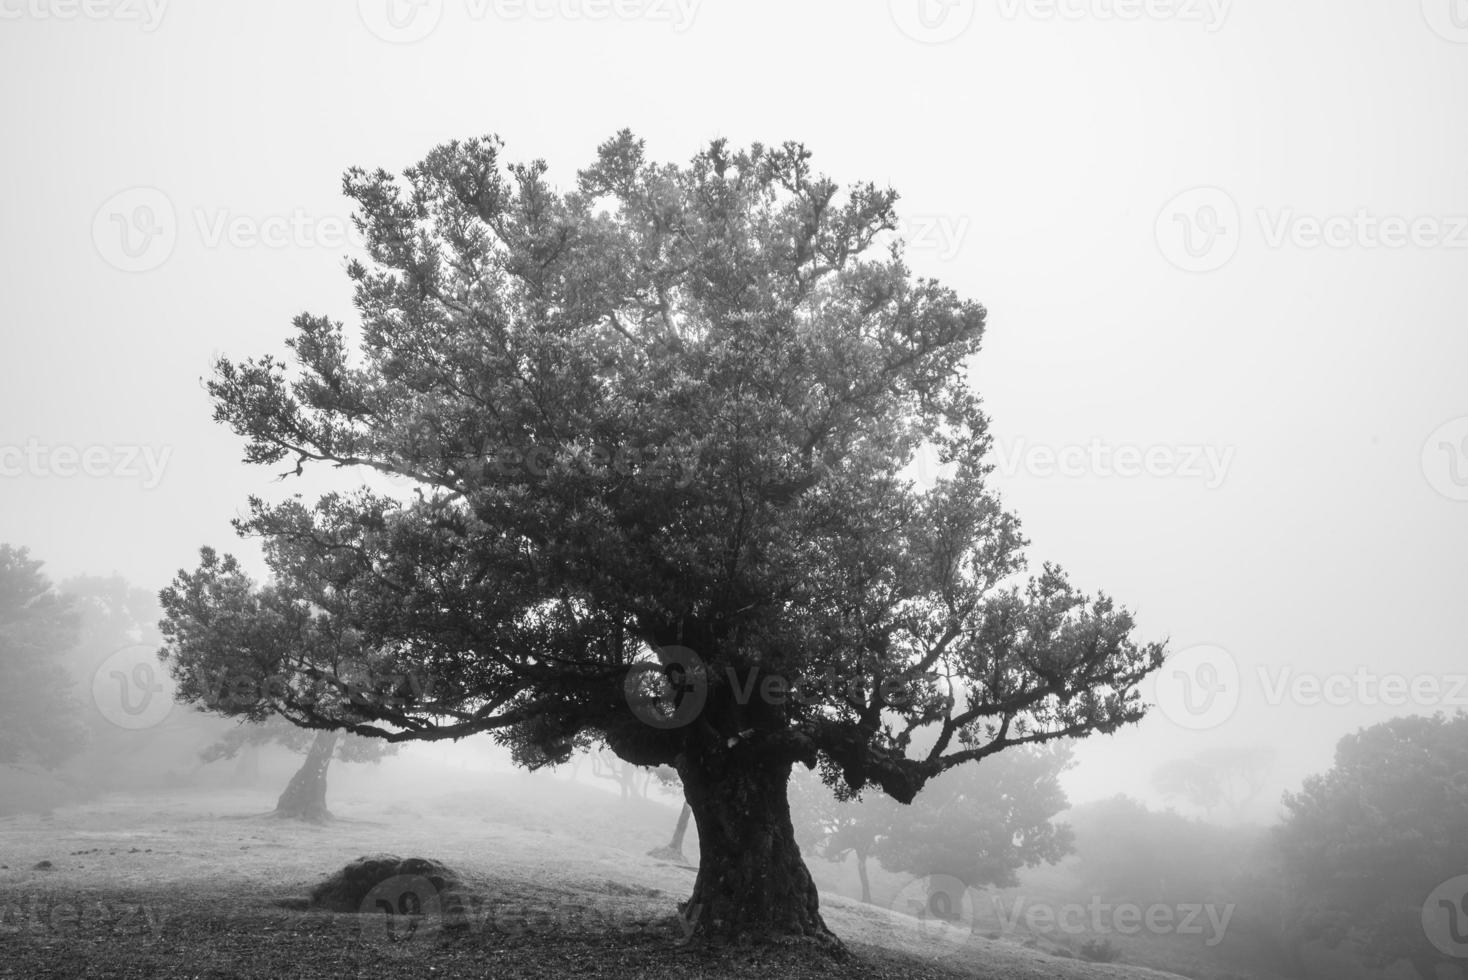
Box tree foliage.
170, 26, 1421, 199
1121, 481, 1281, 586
1276, 713, 1468, 974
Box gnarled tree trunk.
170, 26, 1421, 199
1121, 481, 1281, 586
274, 731, 337, 822
677, 755, 837, 949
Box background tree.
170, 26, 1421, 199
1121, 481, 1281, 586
1276, 712, 1468, 979
201, 718, 398, 821
159, 131, 1165, 947
0, 545, 87, 769
790, 765, 900, 903
1152, 744, 1275, 823
873, 742, 1075, 897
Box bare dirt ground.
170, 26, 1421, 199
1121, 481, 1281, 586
0, 767, 1192, 980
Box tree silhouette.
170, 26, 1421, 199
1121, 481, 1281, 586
159, 131, 1164, 947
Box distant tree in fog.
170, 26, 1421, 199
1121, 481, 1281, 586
0, 545, 87, 768
791, 744, 1073, 904
1152, 744, 1275, 822
201, 718, 397, 822
874, 742, 1074, 892
1277, 712, 1468, 979
158, 131, 1165, 948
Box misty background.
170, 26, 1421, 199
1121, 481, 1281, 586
4, 0, 1465, 818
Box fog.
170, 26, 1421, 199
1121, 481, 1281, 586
2, 3, 1466, 979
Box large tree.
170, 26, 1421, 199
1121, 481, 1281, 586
1277, 713, 1468, 978
158, 132, 1164, 948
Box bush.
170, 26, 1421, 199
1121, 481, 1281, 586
1079, 937, 1121, 963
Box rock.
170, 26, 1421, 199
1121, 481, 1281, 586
32, 860, 52, 870
307, 854, 468, 921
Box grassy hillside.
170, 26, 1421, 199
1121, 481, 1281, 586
0, 762, 1194, 980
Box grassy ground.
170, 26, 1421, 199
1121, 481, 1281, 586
0, 763, 1195, 980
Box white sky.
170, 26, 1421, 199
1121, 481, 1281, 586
3, 0, 1466, 813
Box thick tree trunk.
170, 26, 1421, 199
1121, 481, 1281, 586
274, 731, 337, 822
677, 756, 838, 949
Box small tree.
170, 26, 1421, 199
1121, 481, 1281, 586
202, 718, 397, 821
159, 131, 1164, 947
0, 545, 87, 769
1277, 713, 1468, 978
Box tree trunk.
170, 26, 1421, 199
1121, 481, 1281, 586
274, 731, 337, 822
233, 742, 261, 787
855, 848, 871, 904
677, 755, 837, 949
649, 803, 693, 862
